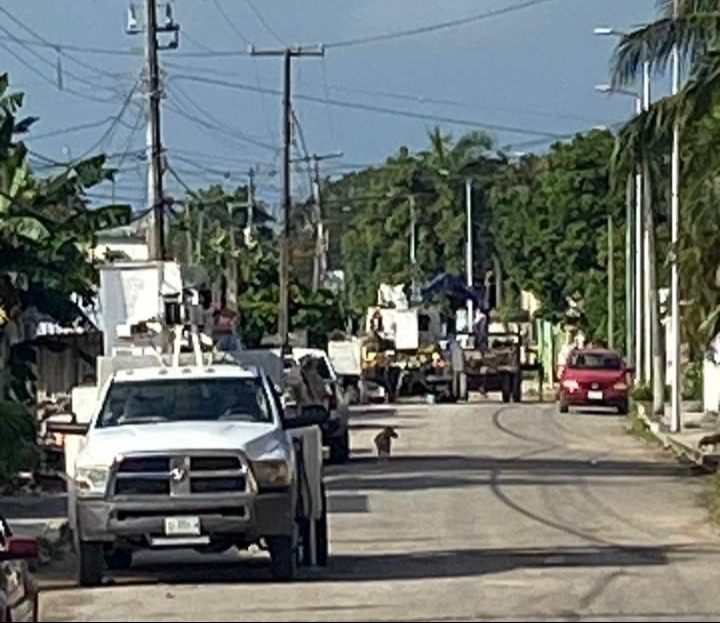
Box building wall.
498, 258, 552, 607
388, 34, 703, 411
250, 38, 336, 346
36, 332, 102, 397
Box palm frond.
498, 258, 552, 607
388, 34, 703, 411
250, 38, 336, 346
612, 14, 720, 86
658, 0, 720, 18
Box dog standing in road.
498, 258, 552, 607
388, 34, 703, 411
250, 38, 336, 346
374, 426, 399, 460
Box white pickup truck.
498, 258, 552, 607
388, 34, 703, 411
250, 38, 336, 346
61, 363, 329, 586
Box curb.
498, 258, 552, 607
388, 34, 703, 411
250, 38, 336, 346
635, 405, 718, 472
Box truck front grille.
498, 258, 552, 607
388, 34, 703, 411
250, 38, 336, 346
113, 452, 248, 498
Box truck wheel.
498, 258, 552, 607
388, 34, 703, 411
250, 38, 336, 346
501, 375, 511, 403
78, 541, 104, 587
315, 484, 329, 567
511, 374, 522, 403
105, 547, 133, 571
328, 432, 350, 464
268, 533, 298, 581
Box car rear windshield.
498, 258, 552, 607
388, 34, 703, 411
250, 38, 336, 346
569, 353, 622, 370
98, 378, 273, 428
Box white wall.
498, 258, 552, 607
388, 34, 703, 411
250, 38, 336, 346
705, 359, 720, 414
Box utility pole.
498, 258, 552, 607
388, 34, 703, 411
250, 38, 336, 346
128, 1, 180, 260
466, 179, 475, 330
625, 176, 635, 367
306, 153, 343, 292
251, 45, 325, 353
608, 213, 615, 349
146, 0, 164, 260
670, 0, 682, 432
642, 59, 653, 385
409, 194, 418, 302
247, 167, 256, 238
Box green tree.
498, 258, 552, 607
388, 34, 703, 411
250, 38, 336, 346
0, 74, 131, 403
491, 130, 626, 345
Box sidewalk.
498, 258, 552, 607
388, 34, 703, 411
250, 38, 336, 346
637, 404, 720, 470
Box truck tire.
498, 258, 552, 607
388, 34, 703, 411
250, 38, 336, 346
104, 547, 133, 571
502, 375, 511, 403
315, 484, 329, 567
328, 432, 350, 464
78, 541, 104, 587
268, 533, 298, 581
511, 374, 522, 403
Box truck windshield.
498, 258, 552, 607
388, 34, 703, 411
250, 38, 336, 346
97, 378, 273, 428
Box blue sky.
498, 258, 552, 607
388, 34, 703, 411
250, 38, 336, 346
1, 0, 657, 210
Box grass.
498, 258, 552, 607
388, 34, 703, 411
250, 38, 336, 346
703, 473, 720, 528
627, 406, 662, 446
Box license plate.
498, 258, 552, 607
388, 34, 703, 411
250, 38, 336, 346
164, 516, 201, 537
588, 390, 604, 401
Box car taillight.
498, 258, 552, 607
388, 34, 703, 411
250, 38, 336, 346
614, 381, 629, 391
562, 379, 580, 392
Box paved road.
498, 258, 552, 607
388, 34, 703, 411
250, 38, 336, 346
40, 402, 720, 622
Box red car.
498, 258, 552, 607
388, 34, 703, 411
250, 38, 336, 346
0, 516, 39, 623
559, 349, 631, 414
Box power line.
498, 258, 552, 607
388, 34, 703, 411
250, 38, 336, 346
320, 58, 340, 149
318, 82, 603, 125
27, 116, 122, 141
325, 0, 560, 49
75, 82, 142, 160
173, 73, 566, 139
166, 84, 279, 152
0, 34, 140, 57
168, 147, 276, 169
209, 0, 252, 45
0, 41, 118, 104
164, 59, 603, 126
0, 6, 132, 81
243, 0, 286, 45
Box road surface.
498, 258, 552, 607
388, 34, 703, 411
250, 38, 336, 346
40, 402, 720, 621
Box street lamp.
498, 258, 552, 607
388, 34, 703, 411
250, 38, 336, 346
595, 26, 651, 383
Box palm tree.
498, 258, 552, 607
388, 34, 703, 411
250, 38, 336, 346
612, 0, 720, 408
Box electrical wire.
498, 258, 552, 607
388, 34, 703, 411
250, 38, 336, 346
0, 34, 140, 57
164, 59, 604, 126
74, 81, 142, 160
325, 0, 560, 49
173, 74, 566, 139
27, 116, 122, 141
0, 41, 118, 104
166, 83, 280, 152
209, 0, 252, 45
0, 6, 132, 81
243, 0, 286, 45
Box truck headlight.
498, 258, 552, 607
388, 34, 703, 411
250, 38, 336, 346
252, 460, 292, 489
75, 466, 110, 497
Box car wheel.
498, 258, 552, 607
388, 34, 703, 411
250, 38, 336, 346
618, 400, 630, 416
559, 401, 570, 414
315, 484, 329, 567
104, 547, 133, 571
267, 532, 298, 582
77, 541, 104, 587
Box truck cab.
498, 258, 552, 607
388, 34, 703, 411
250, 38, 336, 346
66, 363, 328, 586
